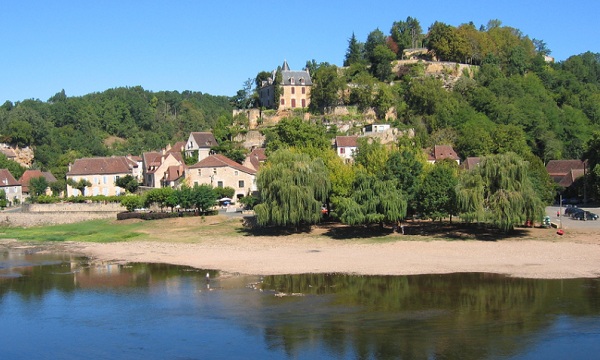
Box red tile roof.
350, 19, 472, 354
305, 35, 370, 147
335, 136, 358, 148
0, 169, 20, 187
19, 170, 57, 193
190, 154, 256, 175
460, 157, 481, 170
67, 157, 135, 176
425, 145, 460, 161
558, 169, 585, 188
546, 160, 585, 176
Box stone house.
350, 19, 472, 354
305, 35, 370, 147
0, 169, 22, 205
66, 156, 139, 197
424, 145, 460, 165
335, 136, 358, 163
546, 160, 586, 188
242, 148, 267, 171
142, 151, 186, 188
258, 60, 312, 110
19, 169, 57, 197
185, 132, 217, 161
186, 154, 257, 199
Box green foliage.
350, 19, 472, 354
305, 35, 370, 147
0, 189, 6, 208
239, 194, 259, 210
264, 117, 331, 157
309, 63, 345, 113
335, 171, 407, 226
190, 184, 218, 213
144, 187, 175, 211
417, 160, 458, 220
255, 149, 330, 228
67, 178, 92, 196
115, 175, 139, 194
456, 153, 545, 232
344, 32, 364, 66
214, 186, 235, 199
121, 195, 144, 212
0, 153, 26, 180
29, 176, 49, 198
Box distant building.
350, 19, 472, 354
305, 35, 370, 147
19, 170, 57, 197
364, 124, 391, 134
335, 136, 358, 163
66, 156, 138, 197
243, 148, 267, 171
142, 151, 186, 188
0, 169, 22, 205
460, 157, 481, 170
258, 60, 312, 110
185, 132, 218, 161
187, 154, 257, 199
546, 160, 585, 188
424, 145, 460, 165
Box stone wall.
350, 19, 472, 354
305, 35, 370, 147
0, 212, 116, 228
23, 203, 124, 213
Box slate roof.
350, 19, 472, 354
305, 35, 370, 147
425, 145, 460, 162
191, 132, 217, 148
67, 157, 136, 176
19, 170, 57, 193
0, 169, 20, 187
335, 136, 358, 148
190, 154, 256, 175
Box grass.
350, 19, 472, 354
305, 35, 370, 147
0, 219, 147, 243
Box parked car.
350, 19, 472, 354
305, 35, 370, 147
565, 207, 582, 216
572, 211, 598, 221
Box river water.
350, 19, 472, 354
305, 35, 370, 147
1, 246, 599, 359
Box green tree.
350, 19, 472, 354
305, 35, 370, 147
335, 170, 407, 227
67, 178, 91, 196
0, 189, 7, 208
29, 176, 49, 198
264, 117, 331, 157
344, 32, 364, 66
120, 195, 143, 212
417, 160, 458, 221
115, 175, 139, 194
309, 63, 345, 113
214, 186, 235, 199
371, 44, 396, 81
391, 16, 423, 55
456, 152, 545, 232
254, 149, 330, 228
190, 184, 218, 213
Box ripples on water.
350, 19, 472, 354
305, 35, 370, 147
1, 247, 599, 359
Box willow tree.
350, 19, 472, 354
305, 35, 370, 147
456, 152, 545, 232
254, 149, 330, 228
335, 171, 407, 227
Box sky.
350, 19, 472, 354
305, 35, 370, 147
1, 0, 599, 103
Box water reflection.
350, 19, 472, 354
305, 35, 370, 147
1, 247, 599, 359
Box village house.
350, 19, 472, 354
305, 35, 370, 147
363, 124, 391, 134
186, 154, 257, 199
242, 147, 267, 171
142, 150, 186, 188
460, 157, 481, 170
335, 136, 358, 163
258, 60, 312, 110
66, 156, 139, 197
19, 169, 57, 197
545, 159, 586, 189
185, 132, 217, 161
424, 145, 461, 165
0, 169, 22, 206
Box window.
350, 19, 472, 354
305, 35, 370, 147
291, 87, 295, 94
217, 181, 223, 188
234, 170, 238, 176
213, 168, 217, 175
103, 176, 107, 184
291, 99, 296, 108
302, 87, 305, 94
290, 77, 295, 85
301, 99, 306, 108
197, 169, 202, 175
281, 98, 285, 105
340, 147, 345, 154
238, 180, 245, 188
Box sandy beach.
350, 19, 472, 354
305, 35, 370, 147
57, 216, 600, 279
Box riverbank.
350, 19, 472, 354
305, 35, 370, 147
48, 216, 600, 280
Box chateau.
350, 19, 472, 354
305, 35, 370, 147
258, 60, 312, 110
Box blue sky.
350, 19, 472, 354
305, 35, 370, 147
1, 0, 598, 103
